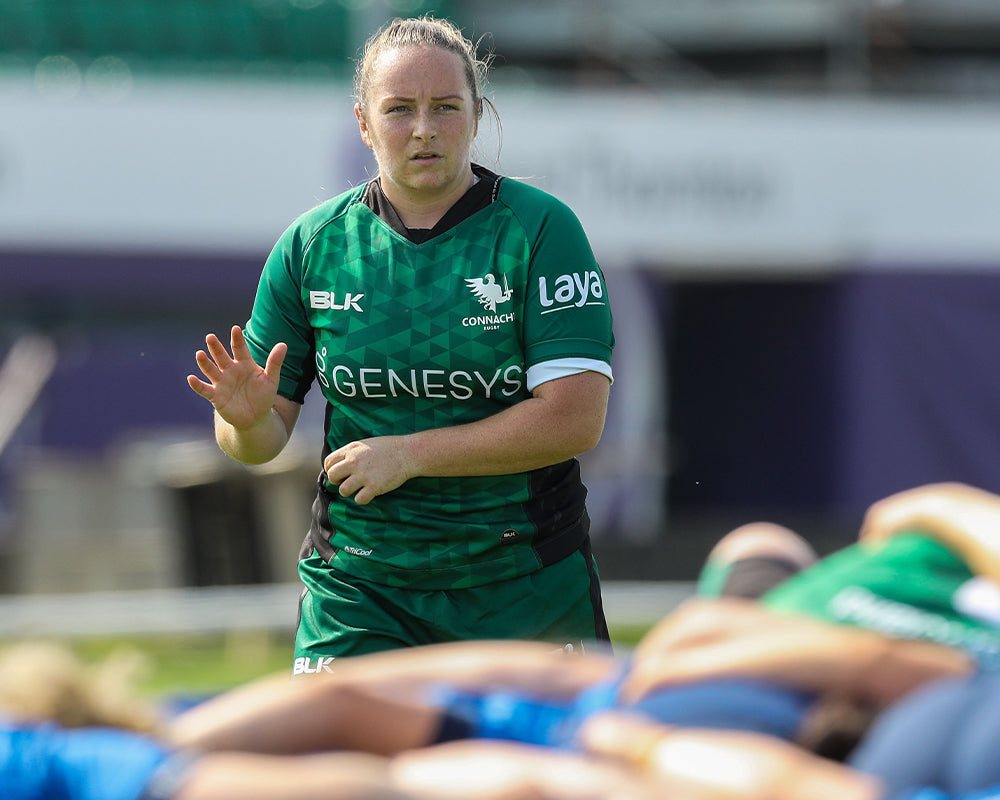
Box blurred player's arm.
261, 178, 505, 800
173, 751, 422, 800
169, 640, 616, 755
625, 598, 971, 707
581, 713, 883, 800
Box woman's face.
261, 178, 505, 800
356, 45, 478, 207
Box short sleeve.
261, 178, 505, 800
518, 195, 614, 374
243, 222, 317, 404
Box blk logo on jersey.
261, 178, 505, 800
500, 528, 520, 544
309, 290, 365, 312
538, 271, 605, 313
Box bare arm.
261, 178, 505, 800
858, 481, 1000, 543
391, 719, 884, 800
581, 713, 884, 800
169, 640, 617, 755
187, 326, 301, 464
176, 751, 421, 800
213, 395, 300, 465
325, 370, 611, 505
391, 740, 665, 800
405, 370, 610, 475
625, 598, 971, 707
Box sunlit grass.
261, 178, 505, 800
56, 622, 650, 699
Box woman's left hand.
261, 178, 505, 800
324, 436, 413, 505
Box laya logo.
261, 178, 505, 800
465, 274, 513, 312
309, 290, 365, 312
292, 656, 336, 675
538, 271, 605, 314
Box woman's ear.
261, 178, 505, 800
355, 103, 373, 148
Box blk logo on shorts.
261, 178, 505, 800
292, 656, 335, 675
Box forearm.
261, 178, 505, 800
175, 751, 414, 800
349, 640, 616, 697
626, 605, 972, 707
170, 674, 440, 756
643, 727, 882, 800
404, 404, 588, 476
780, 752, 884, 800
170, 642, 613, 755
628, 630, 969, 708
403, 372, 609, 477
215, 392, 300, 465
843, 632, 972, 706
214, 408, 289, 464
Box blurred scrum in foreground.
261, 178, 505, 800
4, 0, 1000, 595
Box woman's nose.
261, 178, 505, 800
412, 109, 436, 140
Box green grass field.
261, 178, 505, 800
65, 624, 652, 700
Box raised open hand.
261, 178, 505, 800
187, 326, 287, 430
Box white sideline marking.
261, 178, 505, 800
0, 581, 695, 638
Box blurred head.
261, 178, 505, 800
707, 522, 818, 571
0, 640, 162, 734
353, 17, 494, 208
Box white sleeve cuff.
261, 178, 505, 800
526, 358, 614, 392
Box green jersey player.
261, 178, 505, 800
696, 483, 1000, 668
188, 17, 615, 668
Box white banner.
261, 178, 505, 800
3, 74, 1000, 269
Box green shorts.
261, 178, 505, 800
700, 530, 1000, 667
292, 541, 609, 675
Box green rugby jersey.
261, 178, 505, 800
244, 167, 615, 590
762, 532, 1000, 667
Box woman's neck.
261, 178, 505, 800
381, 169, 476, 230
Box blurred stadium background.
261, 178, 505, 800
3, 0, 1000, 678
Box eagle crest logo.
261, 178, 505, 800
465, 274, 513, 312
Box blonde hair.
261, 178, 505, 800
354, 15, 500, 136
0, 640, 163, 734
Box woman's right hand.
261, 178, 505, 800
187, 325, 287, 430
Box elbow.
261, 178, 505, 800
542, 430, 602, 467
566, 419, 605, 457
576, 427, 604, 455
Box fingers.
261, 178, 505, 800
190, 328, 283, 390
198, 328, 256, 373
194, 348, 223, 382
186, 373, 213, 400
323, 449, 343, 477
205, 332, 235, 369
352, 485, 377, 506
264, 342, 288, 383
229, 325, 253, 359
187, 347, 223, 401
324, 446, 381, 505
328, 470, 375, 505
